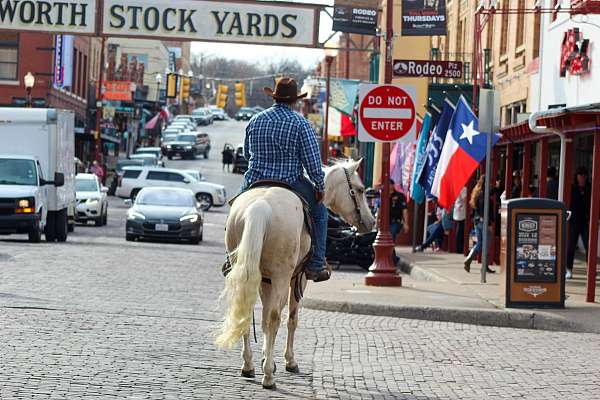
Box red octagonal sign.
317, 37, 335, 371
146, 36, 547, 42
358, 84, 417, 142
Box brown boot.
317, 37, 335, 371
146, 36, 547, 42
305, 268, 331, 282
464, 257, 472, 273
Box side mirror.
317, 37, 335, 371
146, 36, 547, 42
183, 178, 190, 184
124, 199, 132, 207
196, 202, 202, 209
101, 186, 109, 193
53, 172, 65, 187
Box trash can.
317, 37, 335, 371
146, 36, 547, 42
500, 198, 567, 308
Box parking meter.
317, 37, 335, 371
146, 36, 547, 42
500, 198, 567, 308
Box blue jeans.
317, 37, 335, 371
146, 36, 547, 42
241, 178, 327, 272
421, 222, 444, 249
390, 222, 401, 242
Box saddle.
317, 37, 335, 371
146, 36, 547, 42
223, 180, 313, 302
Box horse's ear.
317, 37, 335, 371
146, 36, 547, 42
349, 158, 363, 173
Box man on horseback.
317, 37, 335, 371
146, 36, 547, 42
241, 77, 330, 282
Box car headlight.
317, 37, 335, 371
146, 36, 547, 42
86, 199, 99, 205
180, 214, 199, 223
166, 145, 172, 149
18, 199, 31, 208
186, 145, 193, 150
16, 197, 34, 214
127, 211, 145, 221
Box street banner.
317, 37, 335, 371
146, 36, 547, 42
357, 83, 417, 143
410, 112, 432, 204
431, 96, 500, 208
401, 0, 447, 36
393, 60, 462, 79
418, 98, 454, 197
332, 0, 378, 36
0, 0, 97, 34
329, 79, 359, 116
103, 0, 319, 47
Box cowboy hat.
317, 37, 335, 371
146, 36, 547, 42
263, 77, 307, 101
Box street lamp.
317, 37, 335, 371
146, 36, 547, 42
155, 73, 162, 103
322, 46, 337, 165
24, 72, 35, 108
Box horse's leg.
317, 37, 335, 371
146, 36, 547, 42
241, 328, 255, 378
260, 279, 288, 389
284, 276, 306, 373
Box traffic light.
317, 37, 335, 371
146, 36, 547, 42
234, 81, 247, 107
166, 73, 178, 98
216, 84, 229, 108
180, 76, 191, 101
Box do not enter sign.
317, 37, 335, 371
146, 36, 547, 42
358, 84, 417, 142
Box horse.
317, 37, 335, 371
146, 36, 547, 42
216, 159, 376, 389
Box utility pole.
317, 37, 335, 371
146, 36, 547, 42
94, 36, 105, 163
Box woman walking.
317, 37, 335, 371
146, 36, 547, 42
464, 175, 496, 273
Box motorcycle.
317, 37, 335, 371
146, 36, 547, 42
326, 214, 376, 270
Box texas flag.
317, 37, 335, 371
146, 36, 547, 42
431, 96, 499, 209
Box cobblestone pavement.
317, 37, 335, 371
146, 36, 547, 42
1, 122, 600, 399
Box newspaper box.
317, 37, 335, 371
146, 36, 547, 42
500, 199, 566, 308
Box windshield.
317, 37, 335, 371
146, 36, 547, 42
176, 134, 196, 143
136, 149, 158, 155
240, 108, 253, 113
75, 178, 98, 192
185, 171, 201, 181
117, 160, 144, 171
193, 110, 206, 116
0, 159, 37, 185
136, 190, 195, 207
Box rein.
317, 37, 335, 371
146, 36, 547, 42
342, 167, 365, 230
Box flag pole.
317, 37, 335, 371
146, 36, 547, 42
365, 0, 402, 286
480, 90, 495, 283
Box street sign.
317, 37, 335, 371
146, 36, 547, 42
358, 84, 417, 142
393, 60, 463, 79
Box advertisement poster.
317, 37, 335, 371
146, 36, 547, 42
401, 0, 447, 36
332, 0, 379, 35
514, 214, 558, 283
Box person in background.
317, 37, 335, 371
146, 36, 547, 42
221, 143, 234, 172
453, 187, 467, 254
546, 166, 559, 200
389, 180, 409, 243
566, 167, 591, 279
463, 175, 496, 273
511, 170, 522, 199
416, 206, 453, 252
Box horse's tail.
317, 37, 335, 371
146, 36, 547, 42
216, 199, 271, 349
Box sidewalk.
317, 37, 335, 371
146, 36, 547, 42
304, 246, 600, 333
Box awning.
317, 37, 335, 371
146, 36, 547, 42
145, 114, 160, 130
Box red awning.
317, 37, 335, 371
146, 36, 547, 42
144, 114, 160, 130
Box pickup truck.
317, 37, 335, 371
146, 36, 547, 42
0, 108, 75, 242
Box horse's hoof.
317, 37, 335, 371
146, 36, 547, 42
285, 365, 300, 373
241, 369, 255, 378
262, 382, 277, 390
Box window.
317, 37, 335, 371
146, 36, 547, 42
123, 170, 142, 179
146, 171, 170, 181
486, 15, 494, 51
516, 0, 525, 48
0, 33, 18, 81
533, 12, 541, 57
500, 0, 510, 55
456, 19, 464, 55
82, 54, 88, 99
168, 173, 186, 182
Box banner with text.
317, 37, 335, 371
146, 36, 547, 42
401, 0, 447, 36
332, 0, 378, 36
0, 0, 97, 34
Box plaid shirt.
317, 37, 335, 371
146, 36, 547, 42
243, 104, 325, 191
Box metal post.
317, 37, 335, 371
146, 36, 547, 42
365, 0, 401, 287
586, 131, 600, 302
411, 200, 419, 252
94, 36, 106, 162
323, 56, 333, 165
480, 89, 495, 283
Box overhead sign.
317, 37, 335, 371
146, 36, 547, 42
401, 0, 447, 36
393, 59, 463, 79
104, 81, 132, 101
358, 84, 417, 143
332, 0, 378, 36
0, 0, 97, 34
102, 0, 319, 47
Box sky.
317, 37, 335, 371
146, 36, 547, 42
190, 0, 335, 69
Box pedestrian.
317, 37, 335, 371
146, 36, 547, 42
546, 166, 559, 200
238, 77, 329, 282
463, 175, 496, 273
221, 143, 234, 172
566, 166, 591, 279
416, 206, 452, 252
90, 160, 105, 184
453, 187, 467, 254
511, 170, 522, 198
389, 180, 409, 243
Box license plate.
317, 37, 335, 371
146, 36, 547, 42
155, 224, 169, 231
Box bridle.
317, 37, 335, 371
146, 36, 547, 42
342, 167, 366, 230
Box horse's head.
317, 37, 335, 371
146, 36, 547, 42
324, 159, 376, 233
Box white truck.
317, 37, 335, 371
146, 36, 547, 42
0, 108, 76, 242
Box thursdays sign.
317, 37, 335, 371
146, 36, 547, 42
0, 0, 320, 47
401, 0, 447, 36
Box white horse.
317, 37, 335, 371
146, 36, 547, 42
216, 159, 376, 389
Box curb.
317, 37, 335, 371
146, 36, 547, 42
396, 256, 449, 283
302, 298, 593, 333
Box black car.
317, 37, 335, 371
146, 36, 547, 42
232, 145, 248, 174
125, 187, 203, 244
162, 133, 201, 160
235, 107, 256, 121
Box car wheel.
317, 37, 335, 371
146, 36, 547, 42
190, 236, 200, 245
95, 216, 103, 227
28, 217, 42, 243
130, 189, 140, 202
168, 155, 173, 160
67, 223, 74, 233
55, 209, 68, 242
126, 234, 136, 241
203, 150, 209, 159
196, 193, 213, 211
102, 208, 108, 225
45, 211, 56, 242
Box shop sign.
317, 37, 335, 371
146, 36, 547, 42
401, 0, 447, 36
104, 81, 132, 101
0, 0, 97, 34
332, 0, 378, 36
560, 28, 590, 77
393, 59, 462, 78
102, 0, 319, 47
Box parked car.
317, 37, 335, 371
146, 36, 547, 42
129, 153, 163, 167
169, 121, 196, 132
235, 107, 257, 121
209, 106, 227, 120
125, 187, 203, 244
192, 108, 213, 126
162, 126, 186, 136
174, 115, 196, 125
135, 147, 163, 159
75, 173, 108, 226
115, 167, 226, 211
161, 133, 201, 160
232, 144, 248, 174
